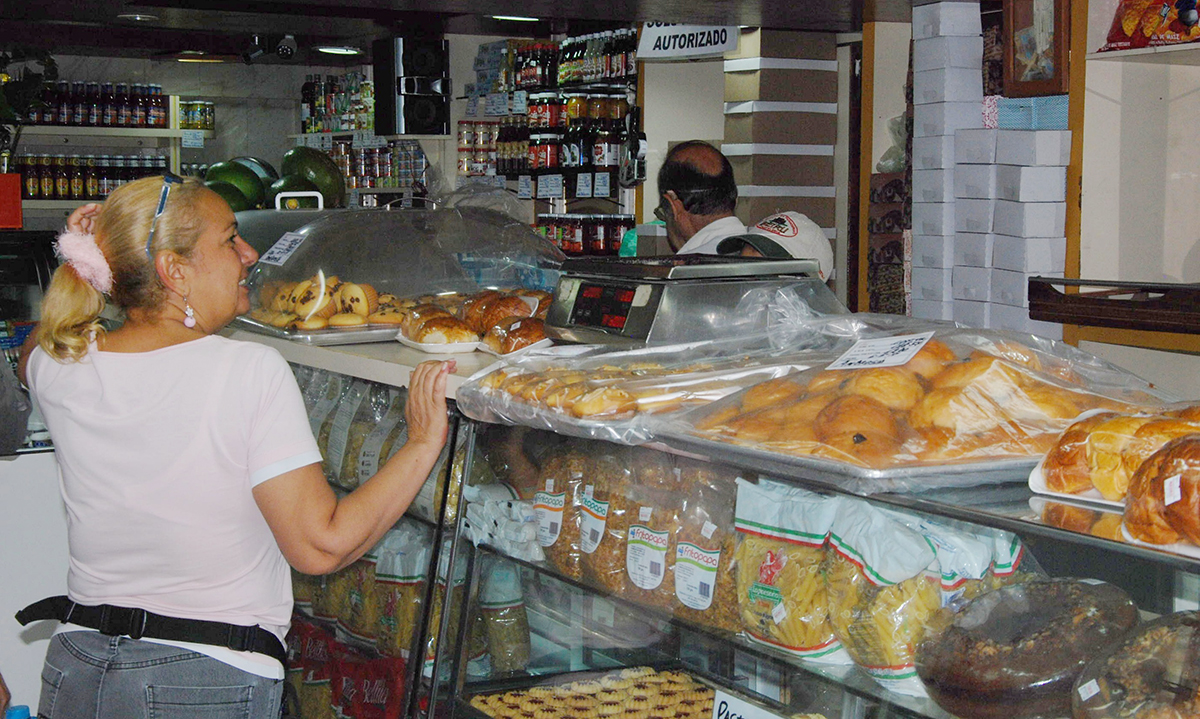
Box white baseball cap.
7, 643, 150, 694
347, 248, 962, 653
716, 211, 834, 281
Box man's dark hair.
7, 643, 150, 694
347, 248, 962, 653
657, 140, 738, 215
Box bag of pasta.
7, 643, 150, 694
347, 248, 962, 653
313, 562, 357, 624
324, 379, 373, 484
969, 528, 1043, 599
671, 458, 741, 633
375, 521, 431, 659
623, 447, 681, 611
579, 445, 633, 595
292, 568, 321, 614
734, 478, 848, 663
339, 551, 382, 643
534, 446, 588, 580
344, 387, 407, 489
824, 498, 941, 696
480, 556, 531, 674
423, 539, 469, 679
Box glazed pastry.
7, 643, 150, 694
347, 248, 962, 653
483, 316, 547, 354
415, 316, 479, 344
1125, 435, 1200, 545
1087, 415, 1156, 501
1120, 418, 1200, 478
401, 303, 453, 339
842, 367, 925, 411
480, 294, 536, 334
461, 289, 507, 333
1042, 412, 1119, 494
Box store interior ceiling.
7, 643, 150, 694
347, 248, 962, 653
3, 0, 913, 65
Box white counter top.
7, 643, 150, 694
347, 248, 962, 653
225, 329, 500, 398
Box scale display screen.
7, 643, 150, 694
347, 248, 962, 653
569, 281, 638, 330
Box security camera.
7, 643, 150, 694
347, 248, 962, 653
276, 34, 298, 60
242, 34, 265, 64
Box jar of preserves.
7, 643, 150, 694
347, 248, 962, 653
586, 94, 608, 121
562, 214, 584, 255
609, 93, 629, 120
565, 93, 586, 123
202, 102, 215, 131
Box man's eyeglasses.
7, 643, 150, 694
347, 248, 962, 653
145, 173, 183, 260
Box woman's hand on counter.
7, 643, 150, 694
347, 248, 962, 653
405, 360, 454, 451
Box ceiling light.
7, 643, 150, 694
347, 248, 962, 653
117, 13, 159, 22
316, 45, 362, 55
491, 15, 540, 22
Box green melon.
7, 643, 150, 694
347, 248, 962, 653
230, 156, 279, 185
206, 161, 265, 209
281, 146, 345, 208
267, 175, 321, 209
205, 180, 253, 213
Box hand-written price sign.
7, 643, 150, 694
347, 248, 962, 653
575, 172, 593, 199
825, 331, 936, 371
259, 232, 307, 267
517, 175, 533, 199
538, 174, 564, 199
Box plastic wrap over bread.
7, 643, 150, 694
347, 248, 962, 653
657, 320, 1169, 486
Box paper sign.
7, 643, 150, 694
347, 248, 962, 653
258, 231, 306, 267
710, 690, 785, 719
181, 130, 205, 148
639, 23, 739, 60
517, 175, 533, 199
575, 172, 593, 198
485, 93, 509, 116
538, 174, 564, 199
593, 171, 611, 198
318, 134, 333, 151
825, 331, 936, 371
466, 97, 478, 118
511, 90, 528, 115
1077, 679, 1101, 701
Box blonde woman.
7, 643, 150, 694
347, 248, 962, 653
17, 175, 453, 718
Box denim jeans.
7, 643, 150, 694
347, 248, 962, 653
38, 631, 283, 719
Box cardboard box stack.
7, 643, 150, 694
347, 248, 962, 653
910, 1, 983, 321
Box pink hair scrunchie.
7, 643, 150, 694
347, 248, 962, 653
55, 230, 113, 295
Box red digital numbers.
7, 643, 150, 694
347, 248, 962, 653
601, 314, 627, 329
616, 289, 635, 304
581, 286, 603, 299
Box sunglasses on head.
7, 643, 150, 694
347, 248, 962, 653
145, 173, 184, 260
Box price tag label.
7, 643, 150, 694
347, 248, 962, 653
466, 97, 479, 117
1077, 679, 1101, 702
352, 130, 370, 147
181, 129, 205, 149
258, 231, 306, 267
538, 174, 564, 199
826, 331, 936, 371
593, 171, 611, 198
485, 93, 508, 116
1166, 474, 1183, 506
511, 90, 528, 115
517, 175, 533, 199
711, 690, 785, 719
319, 134, 333, 152
575, 172, 593, 198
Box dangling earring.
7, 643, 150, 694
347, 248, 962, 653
183, 297, 197, 328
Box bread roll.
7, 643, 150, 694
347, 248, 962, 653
815, 395, 901, 465
1123, 435, 1200, 545
904, 339, 957, 382
1042, 412, 1120, 494
1006, 383, 1086, 423
570, 386, 638, 418
1121, 418, 1200, 478
909, 386, 1007, 435
803, 369, 852, 395
415, 316, 479, 344
401, 303, 452, 339
1087, 415, 1155, 501
972, 340, 1042, 371
782, 391, 837, 425
930, 356, 1027, 398
479, 295, 536, 334
739, 376, 805, 412
842, 367, 925, 411
329, 312, 367, 328
461, 290, 506, 333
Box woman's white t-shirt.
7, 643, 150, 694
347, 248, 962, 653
27, 335, 322, 678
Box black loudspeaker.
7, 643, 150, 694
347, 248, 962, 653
373, 36, 451, 136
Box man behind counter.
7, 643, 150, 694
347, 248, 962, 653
655, 140, 746, 253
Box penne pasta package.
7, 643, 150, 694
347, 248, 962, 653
825, 498, 941, 696
734, 478, 849, 664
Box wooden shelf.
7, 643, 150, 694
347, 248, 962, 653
1087, 43, 1200, 66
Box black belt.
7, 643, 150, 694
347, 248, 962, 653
16, 595, 287, 668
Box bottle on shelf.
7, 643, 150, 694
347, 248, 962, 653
83, 155, 99, 200
70, 81, 87, 126
114, 83, 131, 127
85, 82, 101, 126
68, 155, 85, 200
131, 84, 147, 127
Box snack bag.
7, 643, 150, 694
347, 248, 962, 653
480, 557, 532, 674
1101, 0, 1200, 51
535, 447, 587, 580
623, 448, 681, 610
579, 446, 633, 595
734, 478, 848, 663
672, 458, 741, 633
825, 498, 941, 696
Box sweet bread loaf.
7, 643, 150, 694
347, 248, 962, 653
1087, 415, 1156, 501
1042, 412, 1119, 494
480, 295, 536, 333
904, 338, 958, 382
483, 317, 547, 354
415, 316, 479, 344
1120, 418, 1200, 478
401, 303, 453, 339
461, 290, 506, 333
1125, 435, 1200, 545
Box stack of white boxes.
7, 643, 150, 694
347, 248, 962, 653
949, 130, 1069, 339
909, 1, 984, 321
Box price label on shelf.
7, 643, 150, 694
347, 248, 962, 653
352, 130, 370, 147
466, 97, 479, 117
318, 134, 334, 151
538, 174, 564, 199
517, 175, 533, 199
181, 130, 205, 149
593, 171, 611, 198
575, 172, 593, 198
485, 93, 508, 116
511, 90, 528, 115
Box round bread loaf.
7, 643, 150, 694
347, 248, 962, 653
415, 316, 479, 344
916, 579, 1139, 719
461, 290, 506, 333
1042, 412, 1119, 494
479, 295, 535, 334
1124, 434, 1200, 545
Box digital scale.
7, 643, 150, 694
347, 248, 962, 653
545, 255, 843, 346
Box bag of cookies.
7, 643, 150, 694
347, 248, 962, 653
671, 458, 741, 633
623, 448, 681, 611
480, 557, 531, 674
734, 478, 848, 663
579, 445, 633, 595
534, 447, 588, 581
824, 498, 941, 696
